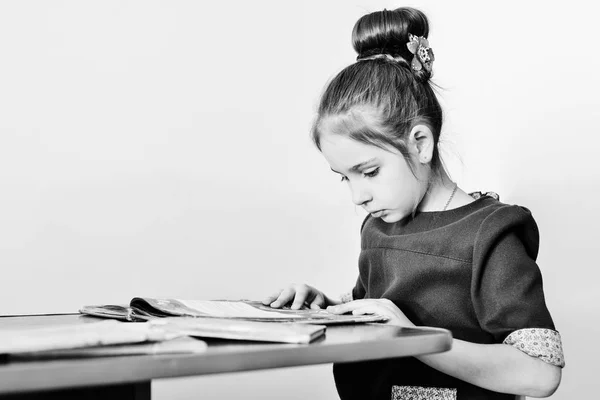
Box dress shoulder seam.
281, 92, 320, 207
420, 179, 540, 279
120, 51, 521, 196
362, 246, 471, 264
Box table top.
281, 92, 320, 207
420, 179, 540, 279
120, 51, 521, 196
0, 314, 452, 395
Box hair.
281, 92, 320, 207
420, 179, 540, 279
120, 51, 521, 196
311, 7, 444, 176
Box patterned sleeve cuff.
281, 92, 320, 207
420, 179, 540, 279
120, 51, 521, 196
503, 328, 565, 368
339, 291, 353, 304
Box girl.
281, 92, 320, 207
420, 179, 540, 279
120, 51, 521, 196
262, 7, 564, 400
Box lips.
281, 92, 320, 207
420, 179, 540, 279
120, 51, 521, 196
369, 210, 384, 218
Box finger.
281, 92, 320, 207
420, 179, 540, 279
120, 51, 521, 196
326, 300, 365, 314
309, 293, 325, 309
261, 290, 283, 305
270, 287, 296, 308
351, 306, 377, 316
290, 286, 310, 310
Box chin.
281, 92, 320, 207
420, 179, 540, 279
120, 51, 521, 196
379, 212, 403, 223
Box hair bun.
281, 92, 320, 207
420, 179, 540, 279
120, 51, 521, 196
352, 7, 432, 81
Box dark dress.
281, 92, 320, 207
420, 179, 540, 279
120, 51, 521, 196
333, 194, 564, 400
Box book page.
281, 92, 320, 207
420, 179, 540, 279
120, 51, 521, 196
176, 300, 303, 319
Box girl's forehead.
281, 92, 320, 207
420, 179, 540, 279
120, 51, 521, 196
317, 107, 402, 169
319, 131, 397, 167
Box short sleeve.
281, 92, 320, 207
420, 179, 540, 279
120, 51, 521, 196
471, 205, 565, 367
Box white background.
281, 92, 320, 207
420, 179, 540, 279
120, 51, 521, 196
0, 0, 597, 398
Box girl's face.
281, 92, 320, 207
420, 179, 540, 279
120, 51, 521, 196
319, 130, 428, 223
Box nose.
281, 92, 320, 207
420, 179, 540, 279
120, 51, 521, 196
350, 181, 372, 206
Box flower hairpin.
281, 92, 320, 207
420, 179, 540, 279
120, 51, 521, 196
406, 34, 435, 72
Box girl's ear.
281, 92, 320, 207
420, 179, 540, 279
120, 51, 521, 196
408, 124, 435, 164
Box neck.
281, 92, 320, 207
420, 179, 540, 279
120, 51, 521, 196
417, 169, 455, 212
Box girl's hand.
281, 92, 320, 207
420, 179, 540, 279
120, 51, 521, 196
261, 284, 328, 310
327, 298, 415, 327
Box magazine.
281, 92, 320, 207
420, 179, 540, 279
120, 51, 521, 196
151, 317, 327, 344
8, 336, 207, 359
80, 297, 388, 325
0, 319, 190, 355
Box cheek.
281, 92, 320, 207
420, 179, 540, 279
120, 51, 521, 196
386, 172, 423, 209
389, 169, 417, 195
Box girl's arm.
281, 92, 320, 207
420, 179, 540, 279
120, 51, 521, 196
328, 299, 562, 398
417, 338, 561, 398
427, 206, 561, 396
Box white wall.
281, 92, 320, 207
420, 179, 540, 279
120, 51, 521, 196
0, 1, 597, 399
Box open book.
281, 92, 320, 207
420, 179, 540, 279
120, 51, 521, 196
80, 297, 388, 325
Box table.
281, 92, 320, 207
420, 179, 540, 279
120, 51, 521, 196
0, 314, 452, 399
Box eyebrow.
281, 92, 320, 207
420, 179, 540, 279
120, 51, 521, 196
330, 158, 378, 174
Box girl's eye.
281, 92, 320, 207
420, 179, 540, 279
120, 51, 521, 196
363, 168, 379, 178
340, 176, 348, 182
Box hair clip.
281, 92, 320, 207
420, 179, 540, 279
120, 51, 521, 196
406, 34, 435, 72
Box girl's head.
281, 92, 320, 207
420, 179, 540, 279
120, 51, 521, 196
312, 7, 445, 223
